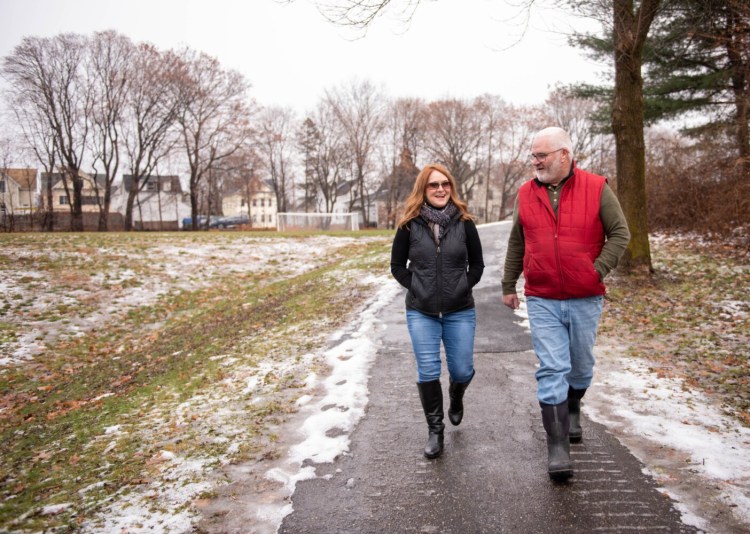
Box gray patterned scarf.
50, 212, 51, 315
420, 201, 458, 244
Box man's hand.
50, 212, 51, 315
503, 294, 520, 310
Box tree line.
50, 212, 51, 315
0, 29, 613, 232
290, 0, 749, 270
2, 0, 749, 269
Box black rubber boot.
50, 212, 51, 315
568, 386, 587, 443
417, 380, 444, 459
540, 401, 573, 480
448, 371, 474, 426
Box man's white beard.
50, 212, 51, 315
535, 169, 554, 183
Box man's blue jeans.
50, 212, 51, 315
526, 295, 604, 405
406, 308, 476, 384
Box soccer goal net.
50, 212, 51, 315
276, 212, 360, 232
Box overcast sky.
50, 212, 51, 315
0, 0, 608, 113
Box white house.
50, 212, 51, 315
0, 168, 36, 216
119, 174, 192, 230
222, 179, 277, 229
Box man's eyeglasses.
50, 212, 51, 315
528, 148, 564, 162
427, 181, 451, 191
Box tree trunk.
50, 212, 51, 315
725, 4, 750, 177
71, 174, 84, 232
125, 183, 138, 231
611, 0, 660, 272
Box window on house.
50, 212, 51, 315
82, 196, 98, 205
146, 180, 157, 192
252, 199, 257, 207
0, 180, 5, 193
241, 198, 246, 207
59, 196, 69, 205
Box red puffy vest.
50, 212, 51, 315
518, 166, 606, 299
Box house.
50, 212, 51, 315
40, 172, 108, 212
119, 174, 191, 230
222, 179, 277, 229
0, 168, 37, 215
332, 179, 380, 228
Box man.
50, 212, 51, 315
502, 126, 630, 480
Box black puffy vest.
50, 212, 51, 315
405, 215, 473, 316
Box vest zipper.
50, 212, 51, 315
436, 244, 442, 318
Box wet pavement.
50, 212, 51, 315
279, 223, 698, 533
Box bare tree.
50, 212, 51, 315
297, 100, 349, 213
121, 44, 182, 231
0, 138, 16, 231
257, 106, 297, 213
325, 79, 385, 225
381, 97, 425, 170
290, 0, 421, 29
87, 30, 133, 231
174, 48, 254, 230
2, 34, 92, 231
493, 105, 540, 220
9, 101, 58, 230
423, 98, 485, 201
303, 0, 660, 270
379, 97, 425, 227
220, 147, 265, 225
543, 87, 615, 180
473, 94, 506, 222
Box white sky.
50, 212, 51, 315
0, 0, 609, 114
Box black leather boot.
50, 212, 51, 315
448, 371, 474, 426
540, 401, 573, 480
568, 386, 587, 443
417, 380, 444, 459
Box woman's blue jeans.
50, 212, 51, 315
406, 308, 476, 384
526, 295, 604, 405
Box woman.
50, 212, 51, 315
390, 163, 484, 459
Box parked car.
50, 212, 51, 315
211, 215, 249, 229
181, 215, 249, 229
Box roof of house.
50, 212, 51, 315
224, 178, 274, 197
122, 175, 182, 193
2, 168, 37, 190
41, 172, 107, 189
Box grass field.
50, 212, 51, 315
0, 230, 393, 531
0, 229, 747, 531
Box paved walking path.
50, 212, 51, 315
279, 223, 698, 533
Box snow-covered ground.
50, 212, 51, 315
511, 300, 750, 534
193, 267, 750, 534
3, 232, 748, 533
231, 250, 750, 534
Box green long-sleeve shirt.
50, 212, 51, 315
501, 178, 631, 296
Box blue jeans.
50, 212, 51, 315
526, 296, 604, 405
406, 308, 476, 384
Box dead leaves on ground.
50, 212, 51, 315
601, 234, 750, 426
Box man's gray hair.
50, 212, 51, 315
533, 126, 573, 153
